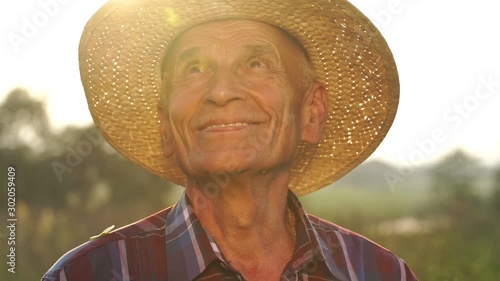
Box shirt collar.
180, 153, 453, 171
165, 190, 343, 281
165, 194, 218, 280
288, 193, 349, 281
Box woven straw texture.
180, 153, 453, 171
79, 0, 399, 196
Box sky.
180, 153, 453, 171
1, 0, 500, 167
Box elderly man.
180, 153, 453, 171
43, 0, 417, 280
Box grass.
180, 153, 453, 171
301, 185, 429, 224
300, 185, 500, 280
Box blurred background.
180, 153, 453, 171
1, 0, 500, 280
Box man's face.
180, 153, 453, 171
161, 20, 313, 177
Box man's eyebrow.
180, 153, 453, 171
173, 44, 278, 65
175, 47, 201, 64
245, 45, 278, 57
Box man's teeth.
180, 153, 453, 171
206, 123, 248, 129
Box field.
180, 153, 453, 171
301, 187, 500, 280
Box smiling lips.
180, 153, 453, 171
200, 122, 256, 132
197, 112, 270, 132
205, 122, 249, 129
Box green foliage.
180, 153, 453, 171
430, 150, 482, 216
303, 188, 500, 281
492, 168, 500, 214
372, 211, 500, 281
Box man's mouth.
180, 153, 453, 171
204, 122, 250, 130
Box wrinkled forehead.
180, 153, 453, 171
161, 19, 310, 73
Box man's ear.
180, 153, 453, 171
301, 81, 328, 144
158, 105, 175, 158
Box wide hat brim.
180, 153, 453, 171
79, 0, 399, 196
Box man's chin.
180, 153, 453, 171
177, 157, 242, 178
181, 149, 294, 174
191, 165, 248, 178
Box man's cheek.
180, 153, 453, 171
254, 127, 273, 147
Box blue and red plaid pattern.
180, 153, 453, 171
42, 191, 418, 281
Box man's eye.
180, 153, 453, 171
187, 65, 202, 74
249, 59, 265, 68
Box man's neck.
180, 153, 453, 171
185, 169, 295, 279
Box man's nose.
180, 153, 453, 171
204, 68, 246, 106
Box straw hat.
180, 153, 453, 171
79, 0, 399, 195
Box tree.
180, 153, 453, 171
431, 150, 480, 215
492, 167, 500, 214
0, 88, 53, 157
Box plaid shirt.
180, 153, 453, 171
42, 191, 418, 281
